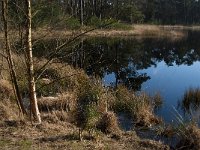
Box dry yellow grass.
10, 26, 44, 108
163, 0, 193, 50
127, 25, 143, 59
38, 92, 77, 112
0, 118, 169, 150
113, 85, 161, 127
176, 124, 200, 150
0, 79, 14, 100
29, 24, 200, 39
0, 100, 20, 121
97, 111, 121, 135
132, 24, 187, 38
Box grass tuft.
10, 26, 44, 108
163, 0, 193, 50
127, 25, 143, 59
97, 111, 121, 135
176, 124, 200, 150
180, 88, 200, 113
0, 79, 14, 100
112, 85, 160, 127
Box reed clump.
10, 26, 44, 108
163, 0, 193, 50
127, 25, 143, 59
151, 92, 163, 108
96, 111, 121, 135
14, 58, 89, 97
112, 85, 160, 127
155, 124, 175, 138
180, 88, 200, 113
176, 124, 200, 150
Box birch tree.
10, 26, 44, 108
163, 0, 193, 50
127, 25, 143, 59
25, 0, 41, 124
79, 0, 84, 25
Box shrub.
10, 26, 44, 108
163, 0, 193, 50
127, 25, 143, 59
97, 111, 121, 135
102, 19, 131, 30
110, 22, 132, 30
75, 81, 102, 130
151, 92, 163, 108
112, 85, 160, 127
86, 16, 102, 27
65, 17, 81, 30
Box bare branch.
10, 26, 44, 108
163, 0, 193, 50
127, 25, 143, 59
35, 21, 115, 79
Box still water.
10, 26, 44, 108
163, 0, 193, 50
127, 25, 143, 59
34, 30, 200, 123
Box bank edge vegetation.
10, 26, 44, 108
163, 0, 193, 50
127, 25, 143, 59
1, 0, 200, 150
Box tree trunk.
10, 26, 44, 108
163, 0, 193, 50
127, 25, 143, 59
25, 0, 41, 124
2, 0, 26, 115
79, 0, 84, 25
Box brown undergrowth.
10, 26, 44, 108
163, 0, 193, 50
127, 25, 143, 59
2, 57, 161, 128
0, 56, 169, 149
0, 111, 169, 150
0, 79, 14, 100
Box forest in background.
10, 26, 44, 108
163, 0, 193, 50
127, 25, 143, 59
1, 0, 200, 31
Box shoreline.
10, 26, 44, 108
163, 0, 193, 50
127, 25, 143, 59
1, 24, 200, 40
32, 24, 200, 39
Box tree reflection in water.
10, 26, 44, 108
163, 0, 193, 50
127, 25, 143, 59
32, 30, 200, 92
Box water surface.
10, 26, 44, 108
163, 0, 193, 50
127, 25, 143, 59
34, 30, 200, 123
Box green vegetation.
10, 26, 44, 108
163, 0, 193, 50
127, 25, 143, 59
65, 17, 81, 30
3, 0, 200, 32
18, 139, 32, 150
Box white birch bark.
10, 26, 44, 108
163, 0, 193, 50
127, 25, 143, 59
25, 0, 41, 123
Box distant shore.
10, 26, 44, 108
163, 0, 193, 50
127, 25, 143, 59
30, 24, 200, 39
1, 24, 200, 40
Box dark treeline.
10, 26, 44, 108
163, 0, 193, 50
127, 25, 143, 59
33, 0, 200, 25
2, 0, 200, 30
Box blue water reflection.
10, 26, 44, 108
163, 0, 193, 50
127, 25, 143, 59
103, 51, 200, 123
139, 61, 200, 122
34, 30, 200, 123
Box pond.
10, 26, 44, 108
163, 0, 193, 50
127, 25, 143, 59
33, 30, 200, 124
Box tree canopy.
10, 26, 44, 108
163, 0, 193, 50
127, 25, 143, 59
2, 0, 200, 31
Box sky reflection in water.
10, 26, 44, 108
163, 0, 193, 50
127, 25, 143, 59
103, 52, 200, 123
34, 30, 200, 123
